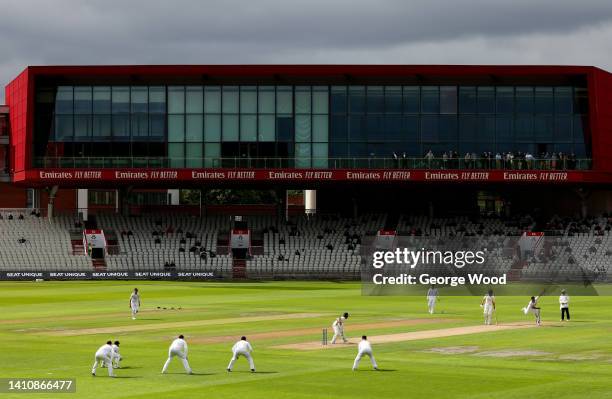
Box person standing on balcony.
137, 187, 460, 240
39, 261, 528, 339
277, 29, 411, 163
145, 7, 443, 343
425, 150, 434, 169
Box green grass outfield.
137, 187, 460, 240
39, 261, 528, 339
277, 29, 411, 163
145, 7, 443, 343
1, 280, 612, 399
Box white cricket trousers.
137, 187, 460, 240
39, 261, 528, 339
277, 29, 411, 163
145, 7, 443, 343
483, 306, 493, 325
227, 350, 255, 371
353, 350, 377, 370
131, 304, 139, 318
92, 355, 114, 376
427, 296, 436, 314
331, 326, 347, 344
162, 350, 192, 373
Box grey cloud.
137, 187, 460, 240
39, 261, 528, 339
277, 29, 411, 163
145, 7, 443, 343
2, 0, 612, 102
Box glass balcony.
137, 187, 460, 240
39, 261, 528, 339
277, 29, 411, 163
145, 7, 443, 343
33, 156, 593, 171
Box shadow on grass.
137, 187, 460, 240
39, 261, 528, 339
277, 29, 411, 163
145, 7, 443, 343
355, 369, 397, 372
111, 376, 143, 379
230, 371, 278, 374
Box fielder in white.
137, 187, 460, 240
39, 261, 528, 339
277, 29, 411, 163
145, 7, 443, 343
161, 335, 192, 374
98, 340, 121, 368
92, 341, 115, 377
331, 312, 349, 344
426, 285, 439, 314
352, 336, 378, 371
480, 289, 496, 325
227, 336, 255, 372
129, 288, 140, 320
112, 341, 122, 368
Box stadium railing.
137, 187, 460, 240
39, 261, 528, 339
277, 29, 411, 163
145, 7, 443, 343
34, 157, 592, 170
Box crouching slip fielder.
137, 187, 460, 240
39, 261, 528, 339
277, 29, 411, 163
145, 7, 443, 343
162, 335, 192, 374
98, 340, 121, 368
129, 288, 140, 320
112, 341, 121, 368
331, 312, 349, 344
352, 336, 378, 371
227, 336, 255, 372
427, 285, 439, 314
481, 289, 496, 325
92, 341, 115, 377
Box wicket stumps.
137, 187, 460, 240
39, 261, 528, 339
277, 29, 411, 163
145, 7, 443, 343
322, 328, 328, 346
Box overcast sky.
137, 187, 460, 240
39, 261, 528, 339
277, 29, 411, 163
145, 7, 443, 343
2, 0, 612, 102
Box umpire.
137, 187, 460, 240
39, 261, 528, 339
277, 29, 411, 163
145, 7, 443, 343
559, 289, 570, 321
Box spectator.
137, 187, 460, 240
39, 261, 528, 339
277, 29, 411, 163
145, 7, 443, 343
425, 149, 434, 168
464, 152, 471, 168
525, 152, 534, 169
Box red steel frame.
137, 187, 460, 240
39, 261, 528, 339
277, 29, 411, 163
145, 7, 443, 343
5, 65, 612, 186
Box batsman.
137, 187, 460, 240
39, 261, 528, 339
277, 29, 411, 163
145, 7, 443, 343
331, 312, 349, 344
480, 289, 496, 325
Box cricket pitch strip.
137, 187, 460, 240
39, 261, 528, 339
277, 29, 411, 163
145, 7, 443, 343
274, 322, 538, 350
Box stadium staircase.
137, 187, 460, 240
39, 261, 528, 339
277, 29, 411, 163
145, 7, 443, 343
232, 258, 247, 278
91, 258, 107, 271
70, 231, 85, 255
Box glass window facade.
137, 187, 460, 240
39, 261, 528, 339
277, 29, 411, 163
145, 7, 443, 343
329, 85, 589, 158
35, 84, 589, 168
